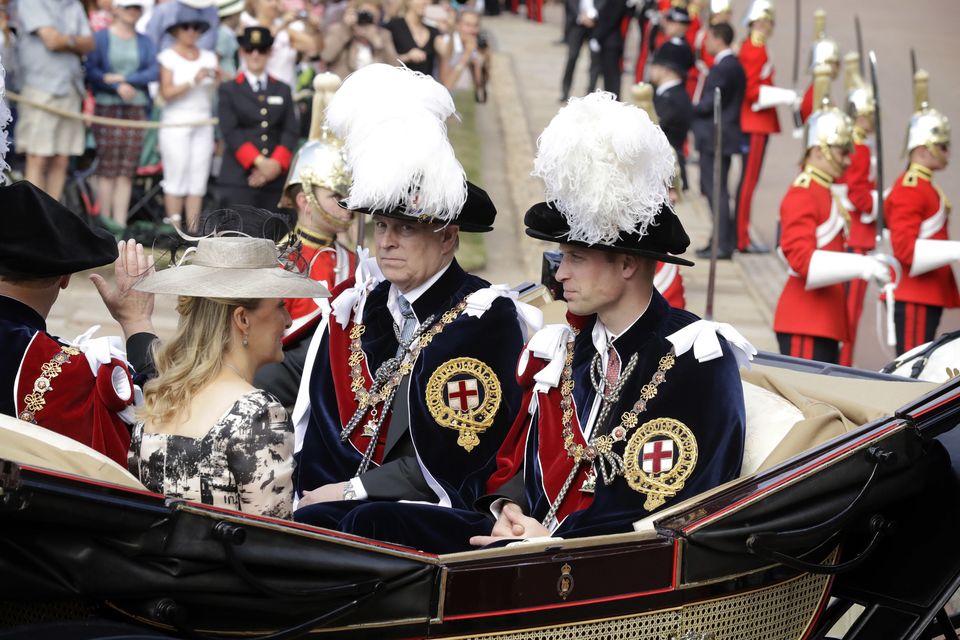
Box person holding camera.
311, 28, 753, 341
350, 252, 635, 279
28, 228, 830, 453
321, 0, 398, 77
437, 9, 488, 101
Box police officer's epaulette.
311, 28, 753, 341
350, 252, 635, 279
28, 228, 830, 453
793, 173, 812, 188
750, 30, 766, 47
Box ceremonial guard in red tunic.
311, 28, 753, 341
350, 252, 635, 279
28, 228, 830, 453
0, 182, 158, 465
735, 0, 777, 253
835, 53, 878, 366
291, 65, 535, 537
774, 66, 891, 364
885, 70, 959, 355
252, 74, 358, 407
320, 93, 751, 554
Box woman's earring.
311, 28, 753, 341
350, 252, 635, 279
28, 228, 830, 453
242, 335, 249, 347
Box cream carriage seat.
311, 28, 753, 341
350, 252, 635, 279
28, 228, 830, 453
0, 413, 146, 490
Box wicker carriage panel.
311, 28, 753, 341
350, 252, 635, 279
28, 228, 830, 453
445, 569, 830, 640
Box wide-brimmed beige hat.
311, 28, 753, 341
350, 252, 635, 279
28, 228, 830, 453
135, 237, 330, 299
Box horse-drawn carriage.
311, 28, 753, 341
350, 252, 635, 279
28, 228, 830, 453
2, 349, 959, 640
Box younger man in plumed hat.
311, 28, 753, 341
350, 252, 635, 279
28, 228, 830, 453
773, 65, 890, 364
291, 65, 536, 536
0, 182, 157, 465
885, 70, 958, 355
216, 26, 299, 212
473, 92, 751, 545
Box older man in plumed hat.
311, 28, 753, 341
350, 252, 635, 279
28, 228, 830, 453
291, 65, 537, 537
0, 181, 157, 465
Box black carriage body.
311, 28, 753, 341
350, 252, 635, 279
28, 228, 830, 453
2, 373, 960, 640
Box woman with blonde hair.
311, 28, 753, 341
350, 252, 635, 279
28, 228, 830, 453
128, 236, 329, 518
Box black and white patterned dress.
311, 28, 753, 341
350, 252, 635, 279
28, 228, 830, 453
128, 390, 294, 519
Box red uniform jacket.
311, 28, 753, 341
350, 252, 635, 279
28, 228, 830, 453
654, 261, 685, 309
886, 163, 960, 308
799, 82, 813, 123
836, 139, 877, 252
774, 167, 849, 341
738, 31, 780, 135
283, 232, 356, 344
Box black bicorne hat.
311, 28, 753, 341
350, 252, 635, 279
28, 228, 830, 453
344, 181, 496, 233
524, 201, 694, 266
0, 181, 119, 277
238, 26, 274, 49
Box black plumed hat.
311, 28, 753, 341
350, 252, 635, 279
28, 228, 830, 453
524, 201, 693, 266
347, 181, 496, 233
0, 181, 118, 277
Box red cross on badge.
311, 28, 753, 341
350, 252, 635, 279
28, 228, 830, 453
641, 439, 674, 474
446, 378, 480, 411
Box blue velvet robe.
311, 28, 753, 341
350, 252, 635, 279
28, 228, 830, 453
293, 260, 526, 520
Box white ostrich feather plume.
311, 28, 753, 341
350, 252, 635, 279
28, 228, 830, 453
532, 92, 674, 245
325, 64, 466, 221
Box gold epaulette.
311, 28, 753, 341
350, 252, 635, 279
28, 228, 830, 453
902, 172, 919, 187
750, 30, 766, 47
793, 173, 812, 188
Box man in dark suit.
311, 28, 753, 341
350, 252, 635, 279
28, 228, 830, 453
651, 41, 694, 190
216, 27, 299, 212
691, 22, 744, 259
588, 0, 628, 99
559, 0, 600, 102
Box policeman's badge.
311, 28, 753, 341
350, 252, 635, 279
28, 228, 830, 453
622, 417, 698, 511
426, 357, 501, 452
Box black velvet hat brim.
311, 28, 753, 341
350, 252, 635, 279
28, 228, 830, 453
524, 201, 695, 267
344, 181, 496, 233
0, 181, 119, 278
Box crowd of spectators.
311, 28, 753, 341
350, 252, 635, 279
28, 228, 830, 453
0, 0, 492, 233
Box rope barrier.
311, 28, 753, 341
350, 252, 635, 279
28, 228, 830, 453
5, 90, 219, 129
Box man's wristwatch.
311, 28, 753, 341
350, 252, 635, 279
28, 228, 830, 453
342, 480, 358, 501
67, 35, 77, 50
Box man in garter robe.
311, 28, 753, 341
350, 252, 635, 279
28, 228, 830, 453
291, 65, 534, 537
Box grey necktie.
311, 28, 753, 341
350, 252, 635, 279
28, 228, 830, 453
396, 295, 417, 356
385, 295, 417, 454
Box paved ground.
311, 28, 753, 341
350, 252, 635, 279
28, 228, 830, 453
51, 1, 960, 367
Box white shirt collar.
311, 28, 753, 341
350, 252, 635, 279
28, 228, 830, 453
713, 48, 733, 63
386, 260, 454, 327
589, 293, 653, 358
656, 78, 682, 95
246, 72, 268, 91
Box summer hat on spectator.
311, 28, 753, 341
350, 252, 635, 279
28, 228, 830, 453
135, 237, 330, 298
218, 0, 245, 18
113, 0, 146, 7
178, 0, 216, 8
166, 6, 213, 33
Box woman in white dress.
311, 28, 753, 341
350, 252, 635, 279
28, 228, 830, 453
157, 8, 219, 232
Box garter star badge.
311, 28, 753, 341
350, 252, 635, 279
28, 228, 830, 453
426, 357, 502, 452
622, 417, 698, 511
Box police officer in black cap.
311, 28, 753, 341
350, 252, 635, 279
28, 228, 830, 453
0, 181, 157, 465
216, 26, 299, 213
